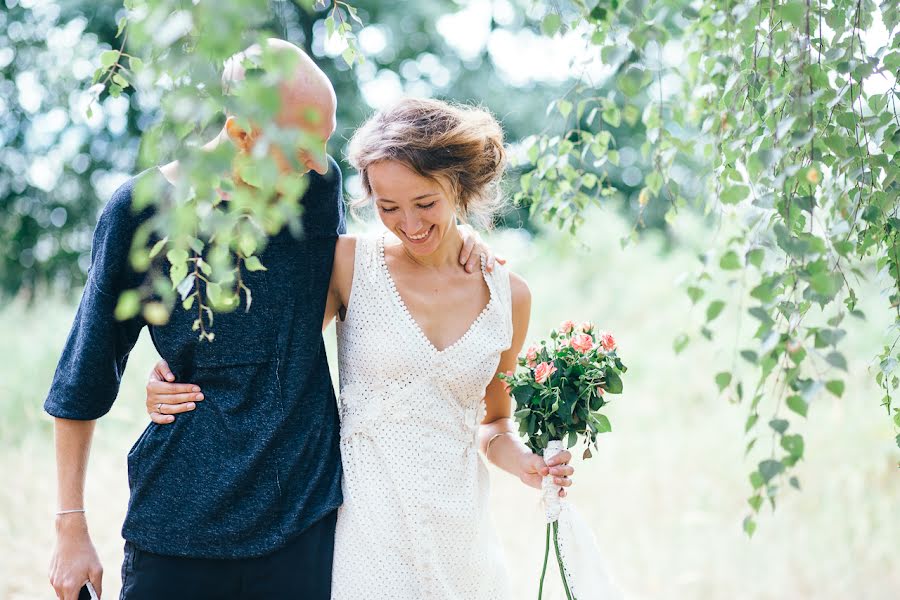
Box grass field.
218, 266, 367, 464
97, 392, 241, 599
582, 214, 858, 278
2, 209, 898, 599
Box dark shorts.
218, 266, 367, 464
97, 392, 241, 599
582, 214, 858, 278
119, 509, 337, 600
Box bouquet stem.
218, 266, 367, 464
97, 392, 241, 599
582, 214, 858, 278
537, 520, 576, 600
553, 520, 574, 600
538, 523, 550, 600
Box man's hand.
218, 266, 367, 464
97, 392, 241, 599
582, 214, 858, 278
146, 359, 203, 424
458, 224, 506, 273
49, 515, 103, 600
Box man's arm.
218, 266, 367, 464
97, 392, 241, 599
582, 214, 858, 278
49, 419, 103, 600
44, 177, 151, 599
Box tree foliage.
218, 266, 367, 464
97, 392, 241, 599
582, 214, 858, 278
515, 0, 899, 532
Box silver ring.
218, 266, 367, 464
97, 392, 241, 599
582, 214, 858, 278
156, 403, 162, 412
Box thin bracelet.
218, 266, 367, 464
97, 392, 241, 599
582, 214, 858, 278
56, 509, 86, 516
485, 431, 515, 461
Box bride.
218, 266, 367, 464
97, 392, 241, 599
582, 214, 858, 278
145, 97, 575, 598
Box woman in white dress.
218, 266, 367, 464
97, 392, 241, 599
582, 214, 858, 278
145, 98, 576, 599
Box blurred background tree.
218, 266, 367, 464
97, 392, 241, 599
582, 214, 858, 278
0, 0, 660, 300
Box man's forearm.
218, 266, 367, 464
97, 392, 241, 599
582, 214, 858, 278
54, 418, 96, 514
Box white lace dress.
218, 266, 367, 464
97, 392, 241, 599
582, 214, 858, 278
330, 234, 514, 599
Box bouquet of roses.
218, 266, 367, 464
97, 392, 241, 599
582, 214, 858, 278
499, 320, 626, 600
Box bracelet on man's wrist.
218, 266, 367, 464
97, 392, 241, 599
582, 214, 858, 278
56, 508, 86, 516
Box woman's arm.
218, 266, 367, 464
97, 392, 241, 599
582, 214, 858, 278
323, 235, 356, 331
478, 272, 574, 496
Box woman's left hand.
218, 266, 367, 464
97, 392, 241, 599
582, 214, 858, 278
519, 450, 575, 498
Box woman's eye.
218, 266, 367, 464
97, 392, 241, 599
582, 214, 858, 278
380, 206, 398, 213
419, 202, 436, 210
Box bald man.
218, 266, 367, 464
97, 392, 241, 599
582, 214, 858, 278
47, 40, 346, 600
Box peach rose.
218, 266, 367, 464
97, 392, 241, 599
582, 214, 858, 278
525, 345, 538, 367
558, 320, 575, 334
578, 321, 594, 333
599, 331, 617, 352
534, 362, 557, 384
570, 333, 593, 354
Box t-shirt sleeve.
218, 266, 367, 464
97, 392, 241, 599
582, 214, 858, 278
301, 155, 346, 238
43, 180, 148, 420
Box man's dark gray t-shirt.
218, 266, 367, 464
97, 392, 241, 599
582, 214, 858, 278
44, 158, 345, 558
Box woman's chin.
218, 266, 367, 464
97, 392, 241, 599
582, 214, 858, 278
398, 226, 440, 255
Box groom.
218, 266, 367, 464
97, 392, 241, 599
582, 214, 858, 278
45, 39, 492, 600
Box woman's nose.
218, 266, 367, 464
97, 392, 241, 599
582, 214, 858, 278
403, 215, 424, 232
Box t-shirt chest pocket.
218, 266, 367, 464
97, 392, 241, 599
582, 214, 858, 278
151, 266, 277, 368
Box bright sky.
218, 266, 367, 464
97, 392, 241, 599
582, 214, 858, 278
321, 0, 897, 109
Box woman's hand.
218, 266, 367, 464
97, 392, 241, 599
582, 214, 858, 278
518, 450, 575, 498
145, 359, 203, 425
458, 224, 506, 273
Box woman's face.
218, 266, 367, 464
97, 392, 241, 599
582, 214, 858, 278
368, 160, 457, 258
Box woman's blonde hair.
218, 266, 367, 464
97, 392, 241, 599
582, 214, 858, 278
346, 98, 507, 229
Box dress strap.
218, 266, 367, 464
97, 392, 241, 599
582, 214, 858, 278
487, 262, 514, 347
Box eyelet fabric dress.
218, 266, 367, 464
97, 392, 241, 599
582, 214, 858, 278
330, 233, 514, 599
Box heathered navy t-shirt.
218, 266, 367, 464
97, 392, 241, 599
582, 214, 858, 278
44, 157, 345, 558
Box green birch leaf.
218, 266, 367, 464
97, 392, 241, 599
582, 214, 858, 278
825, 380, 845, 397
786, 395, 808, 417
541, 13, 561, 36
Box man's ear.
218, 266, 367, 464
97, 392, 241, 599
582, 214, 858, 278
225, 116, 252, 152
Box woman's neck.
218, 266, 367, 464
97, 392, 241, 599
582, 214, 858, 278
399, 222, 464, 270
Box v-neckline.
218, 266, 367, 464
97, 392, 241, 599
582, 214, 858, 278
378, 234, 494, 355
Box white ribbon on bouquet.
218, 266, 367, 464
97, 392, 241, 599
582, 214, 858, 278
540, 440, 623, 600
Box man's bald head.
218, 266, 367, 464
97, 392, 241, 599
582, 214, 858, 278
222, 38, 336, 175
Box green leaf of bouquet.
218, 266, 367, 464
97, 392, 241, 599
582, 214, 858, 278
593, 413, 611, 433
604, 368, 623, 393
